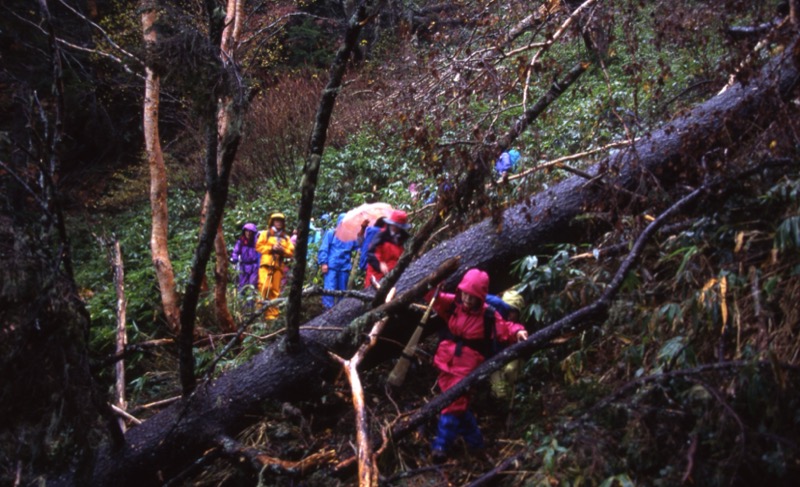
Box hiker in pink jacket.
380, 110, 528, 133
427, 268, 528, 463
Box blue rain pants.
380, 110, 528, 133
431, 411, 484, 453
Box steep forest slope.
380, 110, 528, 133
1, 1, 799, 486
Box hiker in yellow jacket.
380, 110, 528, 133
255, 212, 295, 320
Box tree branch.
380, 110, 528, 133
330, 288, 395, 486
342, 257, 459, 347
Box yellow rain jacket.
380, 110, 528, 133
255, 213, 295, 319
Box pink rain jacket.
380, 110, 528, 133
429, 269, 526, 414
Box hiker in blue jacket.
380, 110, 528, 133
309, 214, 327, 246
317, 213, 359, 308
358, 216, 386, 274
495, 149, 521, 177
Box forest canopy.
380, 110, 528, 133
1, 0, 800, 486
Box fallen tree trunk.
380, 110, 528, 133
392, 182, 710, 441
87, 36, 800, 486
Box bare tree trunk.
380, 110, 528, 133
36, 0, 76, 282
285, 0, 373, 351
0, 5, 124, 484
198, 192, 236, 333
204, 0, 244, 335
111, 239, 128, 433
176, 0, 249, 394
220, 0, 244, 55
142, 0, 180, 334
213, 223, 235, 332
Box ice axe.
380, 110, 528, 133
387, 288, 439, 388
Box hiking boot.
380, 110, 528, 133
431, 449, 447, 465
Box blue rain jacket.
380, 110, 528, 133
317, 214, 359, 271
358, 224, 382, 271
494, 149, 521, 173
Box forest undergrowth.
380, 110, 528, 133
166, 158, 800, 487
11, 0, 797, 485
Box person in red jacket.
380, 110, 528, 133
428, 268, 528, 463
364, 210, 410, 288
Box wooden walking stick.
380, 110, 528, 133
387, 288, 439, 388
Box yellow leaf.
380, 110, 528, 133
734, 231, 744, 253
699, 278, 717, 304
616, 335, 632, 345
720, 276, 728, 334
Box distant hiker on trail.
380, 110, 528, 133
409, 182, 420, 202
230, 223, 261, 300
317, 213, 359, 309
309, 215, 325, 246
365, 210, 410, 288
485, 290, 527, 401
256, 212, 294, 320
426, 269, 528, 464
485, 289, 524, 323
495, 148, 521, 178
317, 213, 331, 238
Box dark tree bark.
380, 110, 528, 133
1, 4, 124, 485
82, 34, 800, 485
285, 0, 372, 351
177, 0, 249, 394
0, 218, 120, 485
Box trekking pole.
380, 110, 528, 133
387, 288, 439, 388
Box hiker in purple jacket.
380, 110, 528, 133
231, 223, 261, 295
